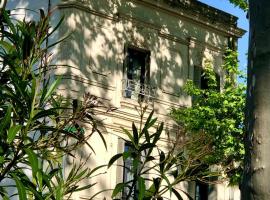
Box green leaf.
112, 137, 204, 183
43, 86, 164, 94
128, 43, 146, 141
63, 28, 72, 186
132, 122, 139, 147
0, 40, 15, 53
25, 149, 39, 177
144, 183, 155, 198
138, 176, 146, 200
108, 153, 123, 168
147, 118, 157, 130
122, 127, 136, 147
165, 157, 177, 171
7, 125, 21, 144
141, 111, 157, 137
36, 171, 43, 190
0, 104, 12, 134
12, 175, 27, 200
159, 150, 166, 172
153, 122, 163, 145
42, 16, 64, 44
145, 110, 154, 128
144, 130, 150, 143
162, 174, 172, 196
112, 183, 126, 198
73, 183, 97, 192
153, 177, 161, 194
55, 182, 64, 200
0, 156, 4, 164
89, 165, 107, 177
123, 151, 131, 160
43, 76, 62, 103
145, 156, 155, 162
139, 143, 156, 152
89, 189, 112, 200
172, 188, 183, 200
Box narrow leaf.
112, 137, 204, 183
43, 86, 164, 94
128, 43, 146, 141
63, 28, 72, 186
43, 76, 62, 103
7, 125, 21, 144
0, 104, 11, 133
112, 183, 126, 198
172, 188, 183, 200
138, 176, 146, 200
108, 153, 123, 168
153, 122, 164, 145
132, 122, 139, 146
12, 175, 27, 200
25, 148, 39, 177
121, 127, 136, 147
159, 150, 166, 172
139, 143, 156, 152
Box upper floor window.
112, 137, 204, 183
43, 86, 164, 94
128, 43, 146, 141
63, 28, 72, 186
193, 66, 220, 91
122, 46, 154, 102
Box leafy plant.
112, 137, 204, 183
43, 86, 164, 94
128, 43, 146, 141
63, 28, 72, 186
171, 49, 246, 185
109, 106, 222, 200
0, 8, 106, 199
228, 0, 248, 11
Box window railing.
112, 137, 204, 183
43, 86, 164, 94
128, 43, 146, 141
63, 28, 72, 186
122, 79, 156, 103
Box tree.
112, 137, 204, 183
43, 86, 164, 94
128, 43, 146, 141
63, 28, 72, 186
170, 50, 246, 185
240, 1, 270, 199
0, 7, 106, 199
225, 0, 270, 199
228, 0, 248, 10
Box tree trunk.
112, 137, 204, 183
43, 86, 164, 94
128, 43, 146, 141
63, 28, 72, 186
242, 1, 270, 199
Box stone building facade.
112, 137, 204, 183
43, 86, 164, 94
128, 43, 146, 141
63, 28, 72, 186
7, 0, 245, 199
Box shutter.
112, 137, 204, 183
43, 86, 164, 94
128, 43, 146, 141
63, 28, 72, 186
216, 74, 220, 91
193, 65, 202, 88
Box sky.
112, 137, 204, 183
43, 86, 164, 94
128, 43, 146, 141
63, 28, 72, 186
199, 0, 249, 73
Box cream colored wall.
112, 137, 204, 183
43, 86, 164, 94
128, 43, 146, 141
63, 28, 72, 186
6, 0, 240, 199
55, 2, 238, 200
54, 1, 240, 199
56, 0, 227, 114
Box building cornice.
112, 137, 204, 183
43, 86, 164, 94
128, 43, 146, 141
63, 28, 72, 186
134, 0, 246, 38
58, 0, 245, 38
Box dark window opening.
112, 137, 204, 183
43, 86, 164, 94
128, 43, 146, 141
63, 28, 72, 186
122, 143, 136, 200
195, 181, 209, 200
124, 46, 150, 101
122, 142, 147, 200
193, 66, 220, 91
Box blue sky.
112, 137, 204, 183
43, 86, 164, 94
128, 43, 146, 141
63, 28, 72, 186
199, 0, 249, 73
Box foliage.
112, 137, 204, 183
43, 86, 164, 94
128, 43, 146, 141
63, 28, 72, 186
171, 50, 246, 185
108, 107, 222, 200
0, 8, 105, 199
228, 0, 248, 11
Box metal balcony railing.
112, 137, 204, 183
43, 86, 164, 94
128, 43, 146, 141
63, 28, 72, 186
122, 79, 156, 103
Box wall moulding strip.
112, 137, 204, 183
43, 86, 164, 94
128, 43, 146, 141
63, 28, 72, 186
132, 0, 245, 38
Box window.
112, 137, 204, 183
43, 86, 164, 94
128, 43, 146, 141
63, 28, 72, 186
123, 46, 151, 101
195, 181, 209, 200
193, 66, 220, 90
122, 143, 136, 200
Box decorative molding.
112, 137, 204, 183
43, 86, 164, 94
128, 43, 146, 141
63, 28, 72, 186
161, 89, 182, 97
117, 12, 161, 31
131, 0, 246, 38
189, 37, 225, 55
61, 74, 116, 91
57, 1, 231, 54
57, 1, 119, 22
158, 31, 189, 46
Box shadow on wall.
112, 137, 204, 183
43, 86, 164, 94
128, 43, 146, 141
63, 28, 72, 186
55, 0, 226, 111
54, 1, 227, 199
6, 0, 231, 199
